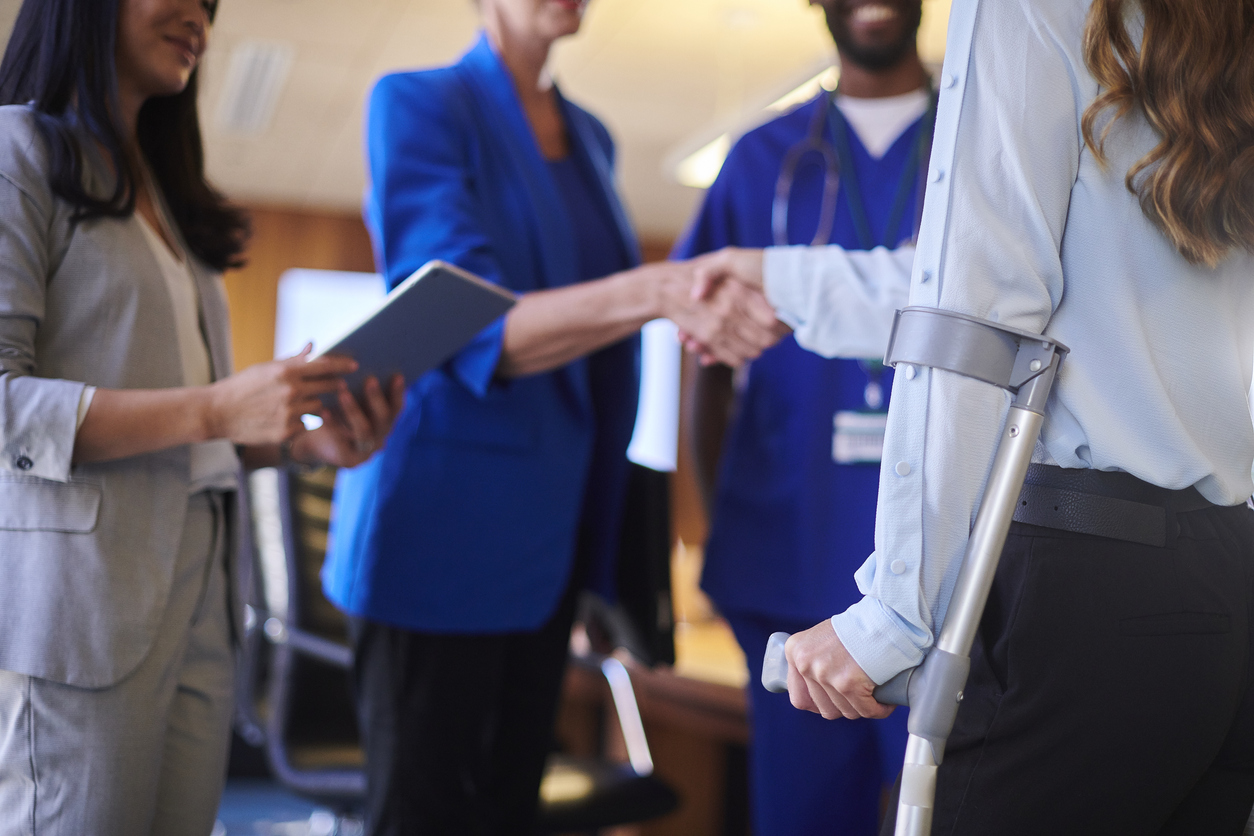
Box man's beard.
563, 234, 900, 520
825, 3, 924, 73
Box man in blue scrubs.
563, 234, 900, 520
676, 1, 933, 832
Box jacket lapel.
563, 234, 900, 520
559, 96, 642, 269
189, 259, 234, 381
456, 35, 579, 291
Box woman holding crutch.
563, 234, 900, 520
0, 0, 403, 832
690, 0, 1254, 832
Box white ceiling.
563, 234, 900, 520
0, 0, 951, 239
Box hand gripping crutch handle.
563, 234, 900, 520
762, 631, 912, 705
761, 307, 1068, 836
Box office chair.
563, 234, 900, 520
234, 465, 678, 833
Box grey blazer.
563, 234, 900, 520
0, 105, 238, 688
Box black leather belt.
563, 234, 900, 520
1011, 463, 1216, 547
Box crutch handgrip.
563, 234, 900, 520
761, 631, 913, 706
874, 668, 913, 706
762, 632, 790, 693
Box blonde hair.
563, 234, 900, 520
1082, 0, 1254, 267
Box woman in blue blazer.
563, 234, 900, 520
322, 1, 785, 833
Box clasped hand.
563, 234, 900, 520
669, 247, 788, 366
784, 620, 894, 721
655, 248, 789, 367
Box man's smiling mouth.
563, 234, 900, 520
850, 4, 898, 24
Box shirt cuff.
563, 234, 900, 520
2, 377, 85, 482
831, 595, 928, 685
75, 386, 96, 430
447, 317, 506, 398
761, 246, 810, 331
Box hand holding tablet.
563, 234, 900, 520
310, 260, 517, 407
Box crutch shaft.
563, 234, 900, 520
936, 404, 1042, 656
895, 735, 938, 836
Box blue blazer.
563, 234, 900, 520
323, 34, 642, 633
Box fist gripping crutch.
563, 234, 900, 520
761, 306, 1068, 836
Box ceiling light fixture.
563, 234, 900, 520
672, 65, 840, 189
214, 40, 296, 136
674, 133, 732, 190
768, 65, 840, 112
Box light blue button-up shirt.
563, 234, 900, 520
763, 0, 1254, 685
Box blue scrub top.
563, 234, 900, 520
674, 94, 927, 624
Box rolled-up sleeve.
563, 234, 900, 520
0, 167, 85, 483
823, 0, 1082, 684
763, 244, 914, 359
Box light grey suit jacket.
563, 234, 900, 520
0, 105, 239, 688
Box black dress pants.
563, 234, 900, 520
884, 503, 1254, 835
350, 577, 580, 836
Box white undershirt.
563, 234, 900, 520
136, 214, 239, 493
835, 88, 930, 159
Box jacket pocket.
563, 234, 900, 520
0, 475, 101, 532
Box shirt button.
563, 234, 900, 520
904, 365, 917, 380
920, 269, 932, 284
895, 461, 911, 477
891, 559, 907, 575
929, 168, 945, 184
944, 73, 959, 89
15, 455, 33, 471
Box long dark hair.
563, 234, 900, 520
0, 0, 250, 271
1083, 0, 1254, 267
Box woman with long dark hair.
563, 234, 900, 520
694, 0, 1254, 831
0, 0, 402, 832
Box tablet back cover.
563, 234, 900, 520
312, 260, 515, 400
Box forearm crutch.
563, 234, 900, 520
761, 306, 1068, 836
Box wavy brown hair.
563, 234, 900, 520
1082, 0, 1254, 267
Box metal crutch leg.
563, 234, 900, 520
760, 306, 1068, 836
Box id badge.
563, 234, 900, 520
833, 410, 887, 464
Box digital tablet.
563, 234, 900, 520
310, 260, 516, 406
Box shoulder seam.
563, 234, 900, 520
0, 169, 50, 224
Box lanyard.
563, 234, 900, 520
827, 90, 938, 250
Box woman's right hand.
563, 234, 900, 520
206, 346, 359, 445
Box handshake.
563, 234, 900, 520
650, 247, 790, 367
500, 247, 787, 378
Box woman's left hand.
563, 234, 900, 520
287, 373, 406, 469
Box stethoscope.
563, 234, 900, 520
771, 85, 939, 248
